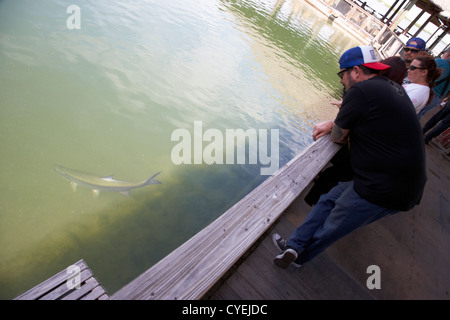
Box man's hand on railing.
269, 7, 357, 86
313, 120, 334, 141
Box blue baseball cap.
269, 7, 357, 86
405, 37, 426, 51
339, 46, 390, 70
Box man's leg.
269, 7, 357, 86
423, 103, 450, 144
273, 182, 351, 269
285, 181, 352, 255
274, 181, 398, 268
295, 183, 398, 265
424, 117, 450, 144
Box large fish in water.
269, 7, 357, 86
53, 165, 161, 197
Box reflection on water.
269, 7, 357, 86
0, 0, 358, 298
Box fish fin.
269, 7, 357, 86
102, 175, 116, 181
146, 171, 162, 185
120, 191, 130, 197
92, 190, 100, 198
70, 182, 77, 192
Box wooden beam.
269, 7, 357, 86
112, 136, 341, 300
390, 0, 417, 32
388, 0, 408, 28
14, 259, 108, 300
404, 7, 426, 35
413, 12, 437, 37
382, 0, 400, 23
429, 26, 449, 51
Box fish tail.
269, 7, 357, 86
145, 171, 162, 185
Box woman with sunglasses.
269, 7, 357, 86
403, 56, 441, 114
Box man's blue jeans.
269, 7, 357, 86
287, 181, 398, 265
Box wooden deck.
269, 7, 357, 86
15, 259, 108, 300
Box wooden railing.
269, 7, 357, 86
111, 136, 341, 300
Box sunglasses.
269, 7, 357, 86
409, 65, 426, 71
404, 47, 419, 53
337, 68, 352, 79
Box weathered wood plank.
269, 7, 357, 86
39, 268, 93, 300
80, 285, 109, 300
112, 136, 341, 300
15, 259, 108, 300
233, 249, 308, 300
14, 260, 88, 300
62, 277, 100, 300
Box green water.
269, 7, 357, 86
0, 0, 358, 298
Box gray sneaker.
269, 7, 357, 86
274, 249, 298, 269
272, 234, 302, 268
272, 233, 288, 252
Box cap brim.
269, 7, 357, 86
363, 62, 391, 71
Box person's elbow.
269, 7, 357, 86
330, 135, 347, 144
331, 137, 348, 144
330, 125, 349, 144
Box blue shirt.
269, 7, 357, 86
433, 58, 450, 97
